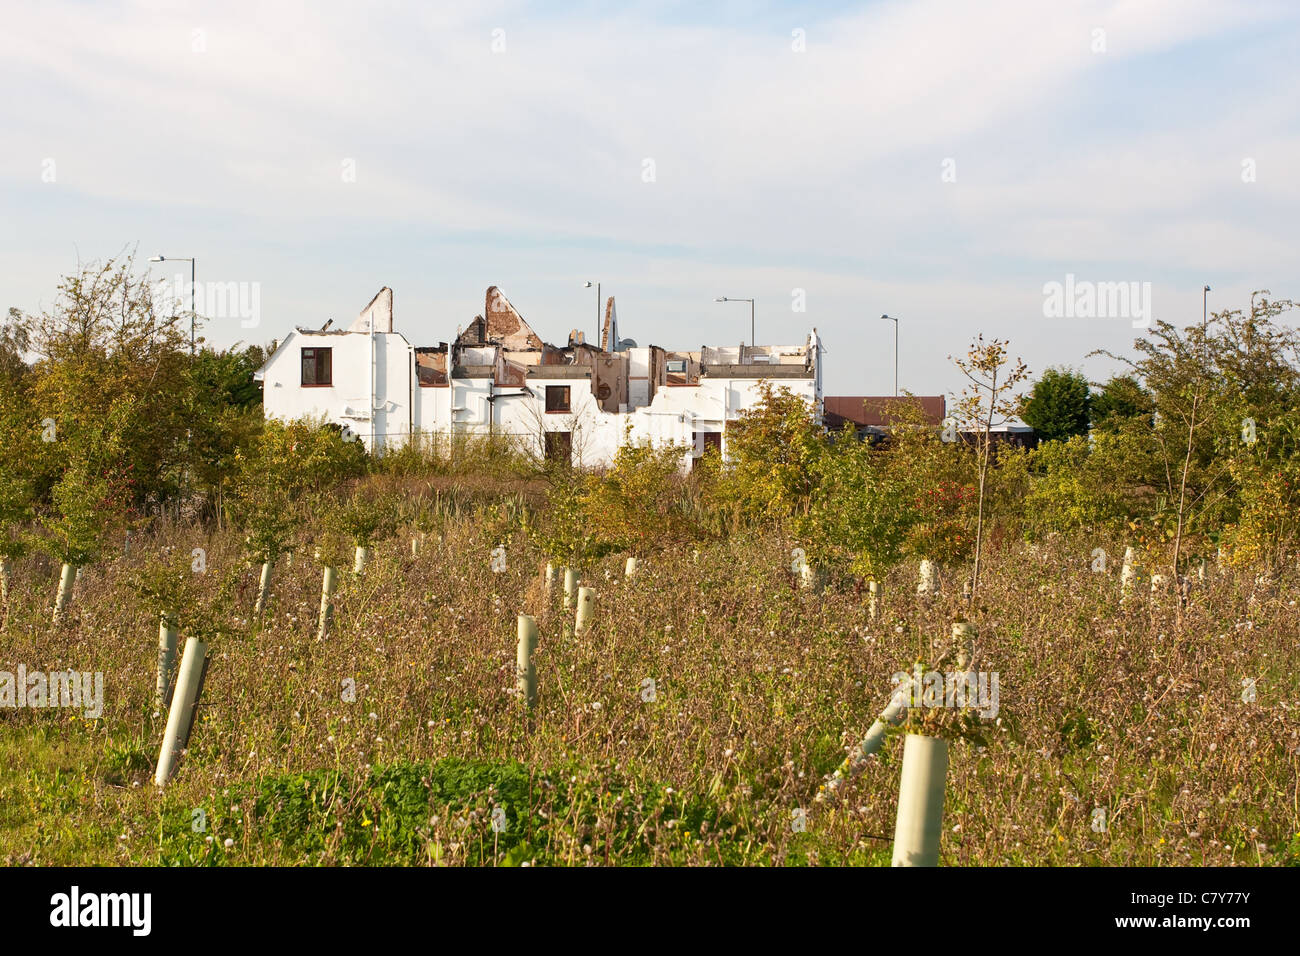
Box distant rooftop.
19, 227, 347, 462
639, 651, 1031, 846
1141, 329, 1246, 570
823, 395, 946, 429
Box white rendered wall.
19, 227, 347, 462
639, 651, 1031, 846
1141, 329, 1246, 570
260, 330, 414, 452
262, 332, 818, 468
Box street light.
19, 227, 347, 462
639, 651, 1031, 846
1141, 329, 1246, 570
714, 296, 755, 347
880, 314, 899, 396
583, 281, 600, 346
150, 255, 196, 355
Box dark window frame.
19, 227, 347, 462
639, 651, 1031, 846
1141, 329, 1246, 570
301, 347, 333, 387
545, 385, 571, 413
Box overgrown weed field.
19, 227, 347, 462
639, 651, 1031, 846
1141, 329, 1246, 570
3, 515, 1297, 867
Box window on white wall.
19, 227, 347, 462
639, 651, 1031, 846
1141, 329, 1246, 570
545, 385, 571, 413
302, 347, 332, 387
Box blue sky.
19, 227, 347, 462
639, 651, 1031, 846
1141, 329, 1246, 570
2, 0, 1298, 400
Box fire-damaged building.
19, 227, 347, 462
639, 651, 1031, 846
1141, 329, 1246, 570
253, 286, 824, 468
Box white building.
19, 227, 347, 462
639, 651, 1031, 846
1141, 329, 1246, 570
253, 286, 823, 469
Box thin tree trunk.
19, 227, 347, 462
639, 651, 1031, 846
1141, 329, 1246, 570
1171, 389, 1200, 620
972, 448, 988, 599
971, 370, 998, 601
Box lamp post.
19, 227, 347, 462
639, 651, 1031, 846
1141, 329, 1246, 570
1201, 285, 1211, 361
714, 297, 755, 346
880, 314, 899, 396
583, 280, 600, 346
151, 255, 196, 355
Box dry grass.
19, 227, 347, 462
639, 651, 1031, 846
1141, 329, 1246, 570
1, 517, 1297, 866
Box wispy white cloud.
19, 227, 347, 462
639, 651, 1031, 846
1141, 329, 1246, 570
1, 0, 1296, 394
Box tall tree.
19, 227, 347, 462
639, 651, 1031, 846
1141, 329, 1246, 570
1021, 367, 1091, 442
715, 382, 825, 525
186, 344, 266, 524
0, 312, 41, 603
1090, 374, 1153, 431
23, 254, 191, 517
1092, 291, 1299, 613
